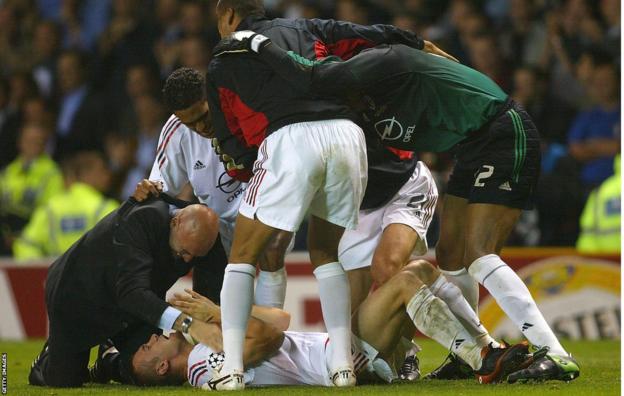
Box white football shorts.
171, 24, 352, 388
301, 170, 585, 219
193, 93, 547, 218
339, 161, 438, 271
239, 119, 368, 232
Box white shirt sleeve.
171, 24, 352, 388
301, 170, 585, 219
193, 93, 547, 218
150, 115, 190, 196
157, 306, 182, 330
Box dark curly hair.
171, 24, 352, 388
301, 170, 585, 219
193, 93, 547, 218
162, 67, 205, 112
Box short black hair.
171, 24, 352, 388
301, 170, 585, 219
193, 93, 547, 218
162, 67, 205, 112
216, 0, 265, 18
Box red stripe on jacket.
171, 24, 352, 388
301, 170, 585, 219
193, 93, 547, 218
218, 87, 269, 148
314, 38, 375, 60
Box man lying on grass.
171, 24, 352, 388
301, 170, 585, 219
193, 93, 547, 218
131, 260, 541, 388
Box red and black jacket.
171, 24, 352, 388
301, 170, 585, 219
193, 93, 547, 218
237, 15, 424, 60
208, 15, 422, 209
206, 52, 355, 178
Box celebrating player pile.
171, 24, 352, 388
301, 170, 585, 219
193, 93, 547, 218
206, 22, 579, 387
203, 0, 465, 389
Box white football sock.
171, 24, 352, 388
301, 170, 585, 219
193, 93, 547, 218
314, 262, 353, 371
469, 254, 567, 356
406, 286, 483, 370
220, 263, 256, 373
440, 267, 480, 312
255, 267, 287, 309
429, 275, 499, 348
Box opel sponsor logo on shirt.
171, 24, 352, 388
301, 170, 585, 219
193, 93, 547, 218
375, 116, 403, 141
217, 171, 242, 194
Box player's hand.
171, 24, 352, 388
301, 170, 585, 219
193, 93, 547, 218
213, 30, 271, 57
169, 289, 220, 323
220, 154, 245, 172
211, 138, 245, 171
423, 40, 459, 63
132, 179, 163, 202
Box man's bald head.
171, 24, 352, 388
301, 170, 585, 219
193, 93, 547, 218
169, 204, 219, 262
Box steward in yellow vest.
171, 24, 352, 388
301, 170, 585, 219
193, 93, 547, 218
0, 124, 63, 254
14, 151, 118, 260
577, 155, 621, 253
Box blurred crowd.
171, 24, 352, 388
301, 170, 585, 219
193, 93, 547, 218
0, 0, 620, 258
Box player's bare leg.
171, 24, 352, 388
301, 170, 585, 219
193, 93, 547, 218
347, 224, 421, 312
218, 214, 279, 390
353, 261, 532, 383
307, 215, 355, 387
255, 231, 292, 308
370, 224, 420, 285
369, 223, 422, 379
347, 267, 372, 313
463, 203, 577, 380
436, 194, 480, 311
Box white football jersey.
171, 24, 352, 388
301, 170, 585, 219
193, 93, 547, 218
149, 115, 247, 252
187, 331, 390, 388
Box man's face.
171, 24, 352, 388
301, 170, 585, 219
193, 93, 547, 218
174, 100, 214, 138
18, 125, 47, 160
131, 333, 185, 381
169, 209, 211, 262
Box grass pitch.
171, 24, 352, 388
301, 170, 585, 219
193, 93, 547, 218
0, 339, 619, 395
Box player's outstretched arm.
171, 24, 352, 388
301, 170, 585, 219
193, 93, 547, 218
301, 18, 424, 51
302, 19, 457, 62
171, 289, 290, 331
213, 33, 357, 98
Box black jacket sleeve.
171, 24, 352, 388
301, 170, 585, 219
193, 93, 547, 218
112, 208, 170, 327
191, 234, 228, 304
257, 43, 407, 100
301, 18, 424, 52
257, 42, 360, 98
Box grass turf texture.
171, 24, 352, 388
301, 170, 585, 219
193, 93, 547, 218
0, 339, 619, 395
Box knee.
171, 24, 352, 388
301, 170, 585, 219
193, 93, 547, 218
397, 268, 424, 289
404, 259, 440, 285
392, 268, 425, 301
371, 252, 407, 285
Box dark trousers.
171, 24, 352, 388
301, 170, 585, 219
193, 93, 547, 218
31, 321, 159, 387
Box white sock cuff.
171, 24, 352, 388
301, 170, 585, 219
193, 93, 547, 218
258, 267, 286, 284
440, 267, 469, 276
313, 262, 345, 280
467, 254, 504, 283
406, 285, 434, 322
226, 263, 256, 277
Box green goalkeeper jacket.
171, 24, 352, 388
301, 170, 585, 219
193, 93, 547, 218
256, 43, 509, 152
